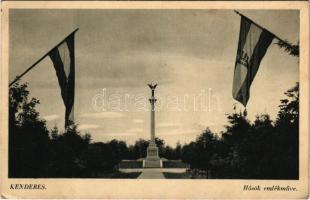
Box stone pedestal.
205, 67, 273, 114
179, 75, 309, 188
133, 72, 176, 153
147, 141, 159, 159
145, 141, 161, 168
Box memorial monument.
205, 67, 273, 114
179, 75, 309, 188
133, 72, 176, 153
145, 83, 161, 168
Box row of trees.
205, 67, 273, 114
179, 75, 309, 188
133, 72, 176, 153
181, 83, 299, 179
10, 83, 118, 177
9, 82, 184, 177
9, 81, 299, 179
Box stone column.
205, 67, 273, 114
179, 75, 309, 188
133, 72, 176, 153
145, 83, 160, 168
149, 97, 156, 144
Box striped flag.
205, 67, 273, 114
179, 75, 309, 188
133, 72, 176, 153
49, 33, 76, 127
232, 16, 274, 106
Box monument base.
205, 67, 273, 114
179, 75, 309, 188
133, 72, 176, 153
145, 141, 161, 168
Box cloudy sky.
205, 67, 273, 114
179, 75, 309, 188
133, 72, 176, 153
9, 9, 299, 146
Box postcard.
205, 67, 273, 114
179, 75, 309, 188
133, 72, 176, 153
0, 1, 309, 199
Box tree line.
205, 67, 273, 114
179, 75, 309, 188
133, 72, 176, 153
181, 82, 298, 179
9, 82, 298, 179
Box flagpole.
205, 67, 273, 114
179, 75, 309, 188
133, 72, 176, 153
9, 28, 79, 87
234, 10, 290, 45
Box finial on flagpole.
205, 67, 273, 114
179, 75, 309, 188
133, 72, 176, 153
234, 10, 241, 15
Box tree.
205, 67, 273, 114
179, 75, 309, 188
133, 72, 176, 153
277, 82, 299, 125
180, 128, 217, 174
276, 40, 299, 57
155, 137, 165, 157
132, 139, 149, 159
46, 124, 91, 177
107, 139, 128, 163
239, 114, 275, 178
273, 82, 299, 179
81, 142, 116, 176
9, 82, 51, 178
175, 142, 182, 159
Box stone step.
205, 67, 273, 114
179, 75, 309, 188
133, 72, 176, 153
145, 160, 161, 168
146, 156, 159, 161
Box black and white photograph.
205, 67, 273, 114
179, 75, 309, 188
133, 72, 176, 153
1, 1, 309, 199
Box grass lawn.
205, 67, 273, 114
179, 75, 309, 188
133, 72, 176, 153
162, 172, 188, 179
110, 171, 142, 179
91, 171, 142, 178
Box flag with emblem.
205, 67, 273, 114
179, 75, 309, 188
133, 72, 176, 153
49, 32, 76, 127
232, 15, 275, 106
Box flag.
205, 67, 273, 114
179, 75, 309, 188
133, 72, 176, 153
49, 33, 75, 127
232, 16, 274, 106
